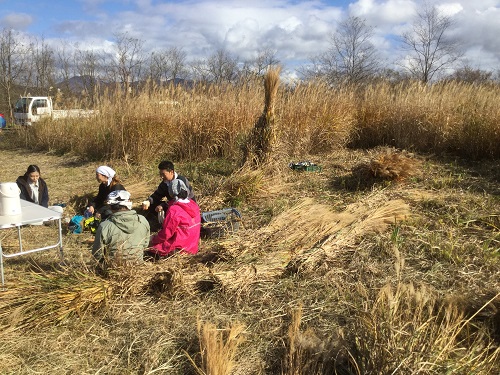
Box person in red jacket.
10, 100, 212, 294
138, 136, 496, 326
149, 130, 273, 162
147, 179, 201, 258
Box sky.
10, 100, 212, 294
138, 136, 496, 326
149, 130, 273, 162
1, 0, 500, 80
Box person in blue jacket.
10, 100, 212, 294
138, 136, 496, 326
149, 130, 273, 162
0, 113, 6, 129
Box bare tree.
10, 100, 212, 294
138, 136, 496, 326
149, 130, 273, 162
149, 46, 187, 84
0, 28, 33, 119
445, 64, 493, 85
110, 32, 146, 95
399, 3, 463, 83
206, 48, 239, 84
74, 48, 105, 105
297, 54, 330, 82
32, 37, 56, 95
305, 16, 379, 84
189, 58, 211, 83
54, 42, 75, 95
240, 48, 280, 82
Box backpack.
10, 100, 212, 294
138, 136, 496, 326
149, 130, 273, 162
83, 216, 101, 234
68, 215, 84, 234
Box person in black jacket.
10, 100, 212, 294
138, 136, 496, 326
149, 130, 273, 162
141, 161, 195, 226
87, 165, 126, 220
16, 165, 49, 207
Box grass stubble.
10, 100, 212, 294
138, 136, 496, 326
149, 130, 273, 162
0, 78, 499, 374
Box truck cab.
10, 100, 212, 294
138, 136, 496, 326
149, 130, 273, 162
13, 96, 53, 126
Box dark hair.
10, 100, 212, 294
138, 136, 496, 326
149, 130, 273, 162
109, 175, 122, 187
25, 164, 41, 177
158, 160, 174, 171
110, 204, 128, 212
177, 189, 188, 200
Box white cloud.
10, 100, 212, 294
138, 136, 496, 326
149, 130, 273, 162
436, 3, 464, 16
4, 0, 500, 74
349, 0, 415, 25
445, 3, 500, 69
1, 13, 33, 30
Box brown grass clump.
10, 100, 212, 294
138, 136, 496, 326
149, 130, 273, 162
350, 281, 500, 374
368, 149, 420, 181
263, 197, 356, 253
351, 148, 420, 185
280, 196, 410, 277
187, 319, 245, 375
283, 305, 344, 375
265, 194, 410, 255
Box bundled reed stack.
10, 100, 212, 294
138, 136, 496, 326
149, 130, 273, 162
244, 66, 281, 166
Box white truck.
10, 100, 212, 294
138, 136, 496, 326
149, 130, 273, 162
13, 96, 97, 126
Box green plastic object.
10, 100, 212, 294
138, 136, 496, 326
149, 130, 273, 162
289, 161, 322, 172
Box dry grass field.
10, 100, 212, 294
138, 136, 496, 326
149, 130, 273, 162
0, 78, 499, 374
0, 141, 498, 374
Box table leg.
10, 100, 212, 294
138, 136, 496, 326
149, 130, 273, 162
1, 240, 4, 289
57, 218, 64, 262
17, 226, 23, 253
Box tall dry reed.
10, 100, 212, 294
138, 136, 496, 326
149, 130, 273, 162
13, 79, 500, 164
354, 81, 500, 158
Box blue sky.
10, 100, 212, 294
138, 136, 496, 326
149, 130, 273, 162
1, 0, 500, 79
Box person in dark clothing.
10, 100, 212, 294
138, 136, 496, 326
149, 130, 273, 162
141, 161, 195, 227
16, 165, 49, 207
87, 165, 126, 220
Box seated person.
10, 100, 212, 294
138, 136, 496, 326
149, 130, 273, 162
147, 179, 201, 258
16, 165, 49, 207
141, 161, 195, 221
87, 166, 126, 220
0, 113, 6, 130
92, 190, 150, 265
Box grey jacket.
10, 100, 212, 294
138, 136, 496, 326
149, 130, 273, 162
92, 210, 150, 264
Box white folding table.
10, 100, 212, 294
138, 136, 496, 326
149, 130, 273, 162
0, 200, 63, 288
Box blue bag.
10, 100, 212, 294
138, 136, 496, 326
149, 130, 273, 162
68, 215, 84, 234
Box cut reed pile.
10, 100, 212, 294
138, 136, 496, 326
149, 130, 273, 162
0, 269, 110, 330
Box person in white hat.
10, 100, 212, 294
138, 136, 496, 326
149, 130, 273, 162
87, 165, 126, 220
92, 190, 150, 266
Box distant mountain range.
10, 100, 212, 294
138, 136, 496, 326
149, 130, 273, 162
57, 75, 194, 94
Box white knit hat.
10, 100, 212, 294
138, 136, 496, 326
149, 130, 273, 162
106, 190, 132, 209
168, 179, 188, 199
